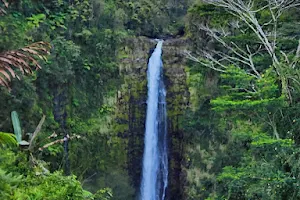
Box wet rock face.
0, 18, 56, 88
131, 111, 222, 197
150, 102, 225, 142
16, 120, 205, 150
118, 37, 156, 75
117, 37, 190, 199
163, 38, 190, 200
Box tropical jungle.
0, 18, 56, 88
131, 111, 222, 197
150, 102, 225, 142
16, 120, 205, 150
1, 0, 300, 199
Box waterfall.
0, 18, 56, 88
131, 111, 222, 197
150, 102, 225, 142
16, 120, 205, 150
140, 41, 168, 200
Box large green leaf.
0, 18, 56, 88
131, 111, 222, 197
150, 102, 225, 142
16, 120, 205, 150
11, 111, 21, 143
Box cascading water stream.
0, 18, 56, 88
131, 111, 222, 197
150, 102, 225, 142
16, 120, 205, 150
140, 41, 168, 200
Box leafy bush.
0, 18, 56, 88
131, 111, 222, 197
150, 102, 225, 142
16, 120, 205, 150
0, 148, 112, 200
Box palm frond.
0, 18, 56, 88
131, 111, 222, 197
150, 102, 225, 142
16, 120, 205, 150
0, 42, 51, 89
0, 0, 9, 16
0, 132, 17, 147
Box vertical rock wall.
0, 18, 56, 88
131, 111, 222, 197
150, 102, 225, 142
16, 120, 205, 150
116, 37, 190, 199
163, 39, 189, 200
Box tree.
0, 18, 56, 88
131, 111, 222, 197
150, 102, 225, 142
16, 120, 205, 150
211, 65, 285, 139
187, 0, 300, 73
186, 0, 300, 101
186, 0, 300, 139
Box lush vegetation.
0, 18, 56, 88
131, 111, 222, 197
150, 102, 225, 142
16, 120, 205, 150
0, 0, 129, 199
184, 0, 300, 199
1, 0, 300, 199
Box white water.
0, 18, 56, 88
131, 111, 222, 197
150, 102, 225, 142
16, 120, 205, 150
140, 41, 168, 200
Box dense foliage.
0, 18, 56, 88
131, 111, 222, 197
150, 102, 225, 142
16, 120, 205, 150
184, 0, 300, 199
2, 0, 300, 199
0, 0, 130, 198
0, 0, 194, 199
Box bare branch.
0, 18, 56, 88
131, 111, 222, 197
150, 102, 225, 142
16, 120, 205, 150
29, 115, 46, 150
193, 24, 263, 77
187, 0, 300, 106
184, 50, 226, 72
38, 134, 81, 151
202, 0, 280, 66
280, 51, 290, 64
292, 39, 300, 68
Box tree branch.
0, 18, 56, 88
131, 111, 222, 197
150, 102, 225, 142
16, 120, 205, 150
29, 115, 46, 150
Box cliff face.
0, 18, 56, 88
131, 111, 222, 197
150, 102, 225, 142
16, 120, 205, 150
116, 37, 190, 199
163, 39, 190, 199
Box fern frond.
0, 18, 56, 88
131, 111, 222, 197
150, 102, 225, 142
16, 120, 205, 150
0, 42, 51, 89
